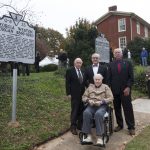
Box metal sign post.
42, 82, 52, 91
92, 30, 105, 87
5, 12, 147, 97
12, 68, 17, 122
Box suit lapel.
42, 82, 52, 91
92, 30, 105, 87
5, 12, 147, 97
90, 65, 94, 76
73, 67, 84, 83
97, 65, 101, 74
73, 67, 78, 80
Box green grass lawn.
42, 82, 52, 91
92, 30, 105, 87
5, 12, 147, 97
0, 72, 70, 150
125, 126, 150, 150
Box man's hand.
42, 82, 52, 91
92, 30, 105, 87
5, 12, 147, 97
94, 101, 101, 106
89, 100, 94, 106
123, 87, 130, 96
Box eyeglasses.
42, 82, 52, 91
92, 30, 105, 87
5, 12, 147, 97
92, 57, 99, 59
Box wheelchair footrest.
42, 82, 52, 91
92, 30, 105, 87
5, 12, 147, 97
93, 143, 105, 147
81, 141, 93, 145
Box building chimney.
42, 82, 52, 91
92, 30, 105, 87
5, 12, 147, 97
109, 5, 117, 11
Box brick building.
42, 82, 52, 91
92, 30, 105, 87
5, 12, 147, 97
95, 6, 150, 50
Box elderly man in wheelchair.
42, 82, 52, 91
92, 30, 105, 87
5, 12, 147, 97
80, 74, 113, 146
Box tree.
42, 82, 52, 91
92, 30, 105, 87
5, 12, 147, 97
35, 25, 65, 57
0, 1, 65, 59
0, 0, 37, 24
127, 37, 150, 64
65, 18, 98, 66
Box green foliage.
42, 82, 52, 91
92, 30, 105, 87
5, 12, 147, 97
125, 126, 150, 150
65, 18, 98, 66
0, 72, 70, 150
35, 25, 65, 57
133, 65, 147, 94
40, 64, 58, 72
127, 37, 150, 64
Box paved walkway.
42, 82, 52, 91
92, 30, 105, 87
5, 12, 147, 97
34, 99, 150, 150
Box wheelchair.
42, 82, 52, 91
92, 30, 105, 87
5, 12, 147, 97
79, 104, 114, 147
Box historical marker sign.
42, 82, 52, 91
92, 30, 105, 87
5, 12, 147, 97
0, 12, 35, 64
95, 34, 110, 63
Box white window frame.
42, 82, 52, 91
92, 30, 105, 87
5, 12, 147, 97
119, 36, 127, 50
118, 18, 126, 32
144, 26, 148, 38
136, 22, 140, 34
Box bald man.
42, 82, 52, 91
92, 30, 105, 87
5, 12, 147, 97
65, 58, 85, 135
84, 53, 108, 87
108, 48, 135, 135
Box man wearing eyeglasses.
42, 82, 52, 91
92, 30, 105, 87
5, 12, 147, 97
84, 53, 108, 87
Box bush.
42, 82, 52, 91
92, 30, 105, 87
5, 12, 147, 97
133, 66, 147, 94
40, 64, 58, 72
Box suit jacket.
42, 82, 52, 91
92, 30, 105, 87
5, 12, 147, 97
108, 59, 134, 95
65, 67, 85, 99
84, 64, 108, 86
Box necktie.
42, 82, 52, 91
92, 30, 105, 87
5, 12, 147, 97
78, 69, 83, 84
117, 63, 121, 73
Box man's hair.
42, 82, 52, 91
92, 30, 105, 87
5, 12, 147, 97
74, 58, 83, 64
93, 73, 103, 80
113, 48, 123, 55
92, 53, 100, 58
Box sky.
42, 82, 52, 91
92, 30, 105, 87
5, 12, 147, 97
0, 0, 150, 37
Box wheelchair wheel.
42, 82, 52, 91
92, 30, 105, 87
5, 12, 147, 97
102, 134, 109, 144
109, 107, 114, 135
79, 132, 84, 141
79, 132, 89, 145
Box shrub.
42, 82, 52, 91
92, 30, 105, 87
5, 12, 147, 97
40, 64, 58, 72
133, 66, 147, 94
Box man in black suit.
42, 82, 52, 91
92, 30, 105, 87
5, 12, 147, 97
65, 58, 85, 135
84, 53, 108, 87
108, 48, 135, 135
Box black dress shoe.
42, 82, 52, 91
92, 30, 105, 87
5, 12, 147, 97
114, 126, 123, 132
70, 128, 78, 135
129, 129, 135, 135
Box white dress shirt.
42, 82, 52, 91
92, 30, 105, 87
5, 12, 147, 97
92, 63, 99, 75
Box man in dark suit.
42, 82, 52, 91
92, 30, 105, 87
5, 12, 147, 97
108, 48, 135, 135
84, 53, 108, 87
65, 58, 85, 135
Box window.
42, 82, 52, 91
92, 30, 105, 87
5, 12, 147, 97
119, 37, 126, 50
136, 22, 140, 34
118, 18, 126, 32
144, 26, 148, 38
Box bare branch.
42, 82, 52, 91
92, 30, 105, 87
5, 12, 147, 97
9, 0, 13, 6
0, 4, 20, 14
20, 0, 31, 12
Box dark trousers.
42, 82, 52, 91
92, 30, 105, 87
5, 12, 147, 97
113, 94, 135, 130
71, 96, 84, 130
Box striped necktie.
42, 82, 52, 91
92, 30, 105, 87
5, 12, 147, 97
77, 69, 83, 84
